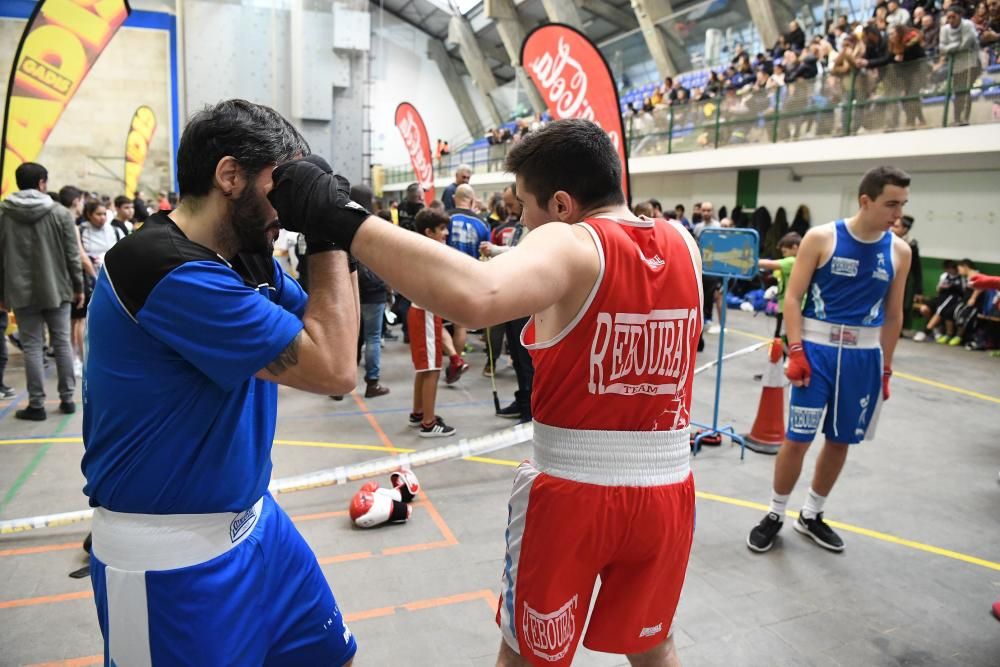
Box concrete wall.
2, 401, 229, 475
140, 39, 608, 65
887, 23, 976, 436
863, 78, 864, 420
0, 17, 174, 197
369, 9, 488, 166
632, 165, 1000, 264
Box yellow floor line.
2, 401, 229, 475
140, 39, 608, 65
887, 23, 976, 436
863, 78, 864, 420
0, 437, 82, 446
5, 433, 996, 571
892, 371, 1000, 405
0, 437, 409, 453
463, 455, 521, 466
458, 463, 1000, 572
272, 439, 413, 453
726, 326, 1000, 405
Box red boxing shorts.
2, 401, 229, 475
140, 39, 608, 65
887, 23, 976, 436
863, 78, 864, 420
496, 460, 695, 664
408, 306, 442, 372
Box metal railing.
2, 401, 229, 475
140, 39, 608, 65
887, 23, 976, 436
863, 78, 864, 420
382, 53, 999, 185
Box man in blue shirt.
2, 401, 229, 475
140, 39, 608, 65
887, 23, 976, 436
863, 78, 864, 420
446, 183, 490, 366
82, 100, 359, 666
747, 167, 912, 555
441, 164, 471, 210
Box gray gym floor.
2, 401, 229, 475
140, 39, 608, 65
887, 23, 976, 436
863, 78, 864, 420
1, 310, 998, 666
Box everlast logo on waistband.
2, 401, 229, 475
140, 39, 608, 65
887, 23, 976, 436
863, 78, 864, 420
522, 595, 578, 662
230, 505, 257, 543
589, 308, 698, 397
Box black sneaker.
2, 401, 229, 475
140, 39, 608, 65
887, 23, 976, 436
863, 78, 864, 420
0, 384, 15, 399
59, 401, 76, 414
408, 412, 423, 429
794, 512, 844, 552
496, 402, 522, 419
15, 406, 47, 421
747, 512, 784, 552
419, 416, 456, 438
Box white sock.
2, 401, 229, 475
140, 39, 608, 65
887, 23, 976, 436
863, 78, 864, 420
801, 487, 827, 520
768, 491, 790, 520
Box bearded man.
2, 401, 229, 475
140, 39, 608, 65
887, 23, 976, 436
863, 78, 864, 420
80, 100, 360, 666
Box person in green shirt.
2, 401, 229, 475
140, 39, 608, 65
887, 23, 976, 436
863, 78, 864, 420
759, 232, 802, 338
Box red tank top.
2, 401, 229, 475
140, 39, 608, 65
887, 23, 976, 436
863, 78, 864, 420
523, 216, 703, 431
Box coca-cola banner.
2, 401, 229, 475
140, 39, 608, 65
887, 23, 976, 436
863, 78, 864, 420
394, 102, 435, 205
521, 24, 630, 202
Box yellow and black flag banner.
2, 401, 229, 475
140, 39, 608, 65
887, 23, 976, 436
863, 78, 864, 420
1, 0, 132, 198
124, 105, 155, 199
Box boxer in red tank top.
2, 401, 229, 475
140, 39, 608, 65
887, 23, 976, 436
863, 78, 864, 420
282, 119, 704, 666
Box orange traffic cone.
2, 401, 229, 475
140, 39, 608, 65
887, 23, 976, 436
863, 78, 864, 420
745, 338, 786, 455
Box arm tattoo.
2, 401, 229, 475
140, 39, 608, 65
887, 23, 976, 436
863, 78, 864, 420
266, 331, 302, 375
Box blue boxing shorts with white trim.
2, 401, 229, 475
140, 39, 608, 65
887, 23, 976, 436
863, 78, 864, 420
786, 340, 883, 445
89, 493, 356, 666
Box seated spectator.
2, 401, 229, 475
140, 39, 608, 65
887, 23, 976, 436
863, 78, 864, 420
921, 12, 941, 54
914, 259, 970, 342
706, 71, 724, 95
767, 63, 787, 89
786, 20, 807, 51
887, 1, 912, 28
973, 0, 1000, 44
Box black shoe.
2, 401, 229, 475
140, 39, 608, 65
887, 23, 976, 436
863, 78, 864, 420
59, 401, 76, 414
419, 415, 456, 438
794, 512, 844, 552
382, 330, 399, 341
15, 406, 47, 421
330, 395, 344, 401
747, 512, 783, 552
0, 384, 15, 399
408, 412, 423, 428
496, 402, 522, 419
517, 413, 532, 424
364, 380, 390, 398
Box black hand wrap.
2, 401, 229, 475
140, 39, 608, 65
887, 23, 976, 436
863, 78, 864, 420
268, 155, 371, 252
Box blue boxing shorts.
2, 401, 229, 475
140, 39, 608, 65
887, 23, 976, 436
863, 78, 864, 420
787, 320, 884, 445
89, 493, 356, 666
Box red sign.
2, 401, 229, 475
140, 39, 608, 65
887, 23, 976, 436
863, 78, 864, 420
521, 24, 631, 202
1, 0, 132, 198
394, 102, 435, 205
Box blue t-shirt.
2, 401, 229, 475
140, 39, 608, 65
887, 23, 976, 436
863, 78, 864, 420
447, 208, 490, 259
81, 213, 307, 514
802, 219, 895, 327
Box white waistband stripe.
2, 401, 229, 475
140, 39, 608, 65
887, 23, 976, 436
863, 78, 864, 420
801, 318, 882, 349
532, 422, 691, 486
92, 496, 264, 572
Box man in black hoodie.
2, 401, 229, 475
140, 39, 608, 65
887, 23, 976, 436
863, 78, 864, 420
0, 162, 83, 420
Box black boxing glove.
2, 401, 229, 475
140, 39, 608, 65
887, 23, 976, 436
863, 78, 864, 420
268, 155, 371, 251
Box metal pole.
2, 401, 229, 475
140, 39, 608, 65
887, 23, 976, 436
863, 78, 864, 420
710, 276, 729, 433
771, 85, 782, 143
667, 106, 675, 154
713, 97, 723, 148
942, 54, 955, 128
844, 68, 857, 136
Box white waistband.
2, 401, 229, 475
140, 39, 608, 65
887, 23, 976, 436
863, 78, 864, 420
532, 422, 691, 487
801, 318, 882, 349
91, 497, 264, 572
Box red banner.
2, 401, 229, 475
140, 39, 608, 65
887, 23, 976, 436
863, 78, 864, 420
394, 102, 435, 206
521, 24, 630, 202
1, 0, 132, 198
